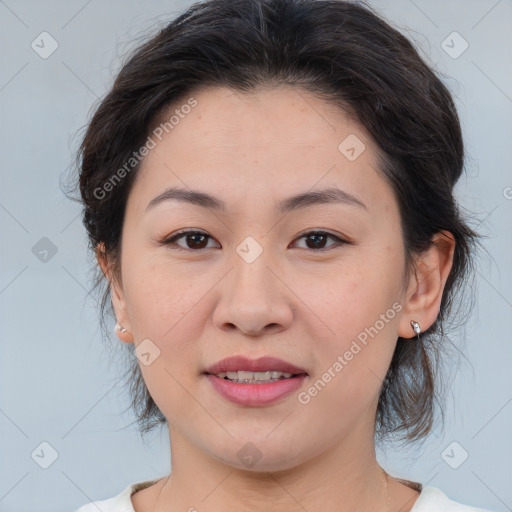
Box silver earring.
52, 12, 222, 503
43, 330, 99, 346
410, 320, 421, 340
115, 323, 127, 333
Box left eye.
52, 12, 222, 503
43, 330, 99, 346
160, 229, 347, 251
292, 231, 347, 250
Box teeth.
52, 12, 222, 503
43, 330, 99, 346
216, 370, 295, 382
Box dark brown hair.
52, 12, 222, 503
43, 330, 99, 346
70, 0, 479, 444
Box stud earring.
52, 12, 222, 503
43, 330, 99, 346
410, 320, 421, 340
115, 322, 127, 333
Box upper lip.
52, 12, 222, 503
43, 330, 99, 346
204, 356, 308, 375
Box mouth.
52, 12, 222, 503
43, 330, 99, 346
205, 370, 307, 384
202, 355, 309, 406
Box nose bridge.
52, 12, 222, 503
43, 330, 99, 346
232, 236, 280, 308
212, 236, 293, 335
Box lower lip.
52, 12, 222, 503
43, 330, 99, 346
205, 374, 308, 406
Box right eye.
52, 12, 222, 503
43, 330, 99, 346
159, 229, 221, 251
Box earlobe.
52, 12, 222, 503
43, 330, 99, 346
410, 320, 421, 336
115, 323, 127, 334
114, 322, 134, 343
110, 279, 134, 343
95, 242, 134, 343
398, 230, 455, 339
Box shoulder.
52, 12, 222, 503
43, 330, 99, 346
414, 486, 496, 512
73, 479, 160, 512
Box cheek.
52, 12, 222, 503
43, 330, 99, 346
299, 315, 396, 435
295, 257, 401, 401
294, 259, 398, 342
122, 252, 210, 341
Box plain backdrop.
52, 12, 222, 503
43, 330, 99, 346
0, 0, 511, 511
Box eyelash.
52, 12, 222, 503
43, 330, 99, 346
159, 229, 350, 252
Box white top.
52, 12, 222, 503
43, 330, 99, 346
73, 478, 495, 512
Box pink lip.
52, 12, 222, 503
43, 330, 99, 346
204, 355, 307, 375
203, 355, 308, 407
205, 374, 308, 406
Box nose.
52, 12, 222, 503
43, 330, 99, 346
212, 248, 294, 337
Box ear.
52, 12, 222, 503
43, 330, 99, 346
96, 242, 134, 344
398, 230, 455, 339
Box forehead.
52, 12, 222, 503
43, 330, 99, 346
152, 84, 373, 150
127, 85, 394, 216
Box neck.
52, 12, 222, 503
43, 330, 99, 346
153, 424, 390, 512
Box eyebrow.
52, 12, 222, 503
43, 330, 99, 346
145, 186, 367, 214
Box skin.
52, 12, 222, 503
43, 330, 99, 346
97, 85, 455, 512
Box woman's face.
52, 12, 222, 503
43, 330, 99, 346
109, 85, 414, 470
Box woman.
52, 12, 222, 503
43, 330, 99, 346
73, 0, 493, 510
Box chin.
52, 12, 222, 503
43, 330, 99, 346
208, 437, 308, 473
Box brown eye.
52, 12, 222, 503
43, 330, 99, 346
182, 233, 209, 249
162, 230, 220, 251
305, 233, 328, 249
292, 231, 348, 251
161, 229, 348, 252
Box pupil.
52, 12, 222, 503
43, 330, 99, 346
307, 234, 326, 249
188, 234, 207, 249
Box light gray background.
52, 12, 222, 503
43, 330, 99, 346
0, 0, 511, 511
